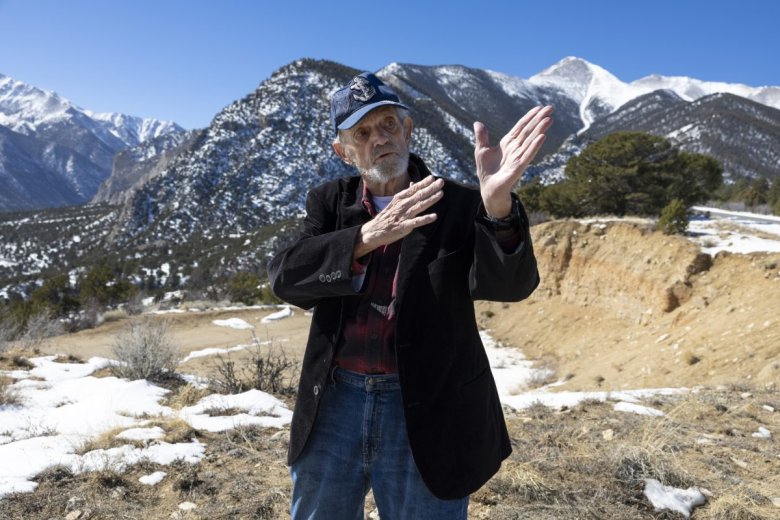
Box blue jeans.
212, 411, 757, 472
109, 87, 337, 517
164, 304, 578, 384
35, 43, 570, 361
290, 367, 469, 519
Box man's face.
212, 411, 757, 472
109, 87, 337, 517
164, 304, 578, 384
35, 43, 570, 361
334, 106, 413, 185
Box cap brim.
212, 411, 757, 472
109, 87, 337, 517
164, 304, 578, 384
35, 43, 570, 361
337, 100, 409, 131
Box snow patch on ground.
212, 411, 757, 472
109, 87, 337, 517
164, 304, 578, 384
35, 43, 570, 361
644, 478, 707, 517
212, 317, 254, 329
261, 306, 293, 323
179, 389, 293, 432
0, 354, 290, 498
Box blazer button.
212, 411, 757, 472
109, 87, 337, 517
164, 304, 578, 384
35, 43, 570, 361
319, 274, 326, 282
313, 385, 320, 396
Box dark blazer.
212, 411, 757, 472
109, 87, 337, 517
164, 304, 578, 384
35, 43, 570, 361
267, 154, 539, 499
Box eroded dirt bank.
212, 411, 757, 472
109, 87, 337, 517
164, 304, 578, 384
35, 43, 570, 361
478, 220, 780, 391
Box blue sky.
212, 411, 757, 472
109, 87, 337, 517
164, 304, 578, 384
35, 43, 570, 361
1, 0, 777, 129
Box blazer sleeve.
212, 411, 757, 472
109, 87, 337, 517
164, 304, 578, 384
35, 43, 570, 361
469, 194, 540, 302
267, 187, 363, 310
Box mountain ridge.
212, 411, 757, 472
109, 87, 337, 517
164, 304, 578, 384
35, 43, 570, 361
0, 72, 185, 211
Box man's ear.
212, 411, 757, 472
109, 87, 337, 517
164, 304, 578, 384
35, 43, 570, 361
332, 141, 350, 164
403, 116, 414, 145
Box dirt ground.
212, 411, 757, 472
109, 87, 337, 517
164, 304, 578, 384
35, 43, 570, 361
3, 219, 780, 519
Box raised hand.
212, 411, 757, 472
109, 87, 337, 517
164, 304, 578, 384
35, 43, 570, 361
354, 175, 444, 259
473, 105, 553, 218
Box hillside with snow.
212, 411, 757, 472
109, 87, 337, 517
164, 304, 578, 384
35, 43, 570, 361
0, 72, 184, 211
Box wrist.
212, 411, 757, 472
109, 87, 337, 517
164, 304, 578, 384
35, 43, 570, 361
354, 223, 377, 259
481, 188, 513, 218
479, 197, 521, 231
483, 200, 512, 219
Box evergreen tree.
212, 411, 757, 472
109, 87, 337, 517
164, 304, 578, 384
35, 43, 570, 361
658, 199, 689, 235
31, 274, 80, 316
545, 132, 722, 218
227, 272, 263, 305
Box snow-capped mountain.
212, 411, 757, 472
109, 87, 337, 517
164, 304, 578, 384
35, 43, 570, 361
534, 89, 780, 183
108, 57, 780, 247
3, 56, 780, 300
523, 56, 780, 132
93, 129, 202, 205
111, 59, 500, 245
0, 72, 184, 211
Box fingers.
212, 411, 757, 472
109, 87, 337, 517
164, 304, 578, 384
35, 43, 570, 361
473, 121, 490, 149
510, 115, 553, 163
398, 176, 444, 209
504, 106, 543, 142
504, 105, 553, 145
515, 106, 553, 145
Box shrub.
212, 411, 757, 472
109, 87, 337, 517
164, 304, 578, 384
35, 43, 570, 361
0, 316, 14, 354
657, 199, 689, 235
211, 333, 298, 395
111, 319, 181, 382
18, 309, 64, 351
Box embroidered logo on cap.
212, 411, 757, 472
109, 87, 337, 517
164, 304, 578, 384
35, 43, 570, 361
349, 76, 375, 102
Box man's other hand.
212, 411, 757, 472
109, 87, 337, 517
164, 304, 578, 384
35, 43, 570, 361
474, 105, 553, 218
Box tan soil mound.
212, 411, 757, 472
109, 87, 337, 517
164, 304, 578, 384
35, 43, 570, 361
478, 219, 780, 391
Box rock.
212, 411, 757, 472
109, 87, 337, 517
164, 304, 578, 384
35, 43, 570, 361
169, 513, 183, 520
763, 405, 775, 412
602, 429, 615, 441
65, 511, 82, 520
270, 430, 290, 443
178, 502, 197, 511
752, 426, 771, 439
66, 497, 85, 512
109, 487, 125, 499
771, 497, 780, 508
740, 392, 753, 399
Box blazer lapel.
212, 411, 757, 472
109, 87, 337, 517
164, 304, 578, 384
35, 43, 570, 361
339, 176, 370, 229
395, 194, 444, 306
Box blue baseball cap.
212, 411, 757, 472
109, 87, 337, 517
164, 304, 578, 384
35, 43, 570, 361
330, 72, 408, 133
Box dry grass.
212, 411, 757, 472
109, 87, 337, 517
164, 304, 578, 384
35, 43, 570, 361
701, 489, 776, 520
0, 375, 20, 406
2, 386, 779, 519
162, 383, 210, 409
101, 309, 129, 323
0, 350, 35, 370
156, 418, 199, 444
75, 427, 145, 455
52, 353, 85, 364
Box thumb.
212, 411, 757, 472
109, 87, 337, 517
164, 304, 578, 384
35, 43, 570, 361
473, 121, 489, 150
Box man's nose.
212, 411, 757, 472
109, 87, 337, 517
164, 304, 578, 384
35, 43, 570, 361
372, 126, 392, 145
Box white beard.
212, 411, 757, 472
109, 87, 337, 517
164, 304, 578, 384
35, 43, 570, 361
361, 151, 410, 185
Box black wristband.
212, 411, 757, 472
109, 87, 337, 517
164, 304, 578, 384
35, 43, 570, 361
479, 198, 521, 231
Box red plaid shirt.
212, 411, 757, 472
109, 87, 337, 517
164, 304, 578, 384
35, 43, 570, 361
333, 180, 407, 374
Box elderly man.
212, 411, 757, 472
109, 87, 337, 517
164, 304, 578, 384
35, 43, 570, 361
268, 72, 552, 519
